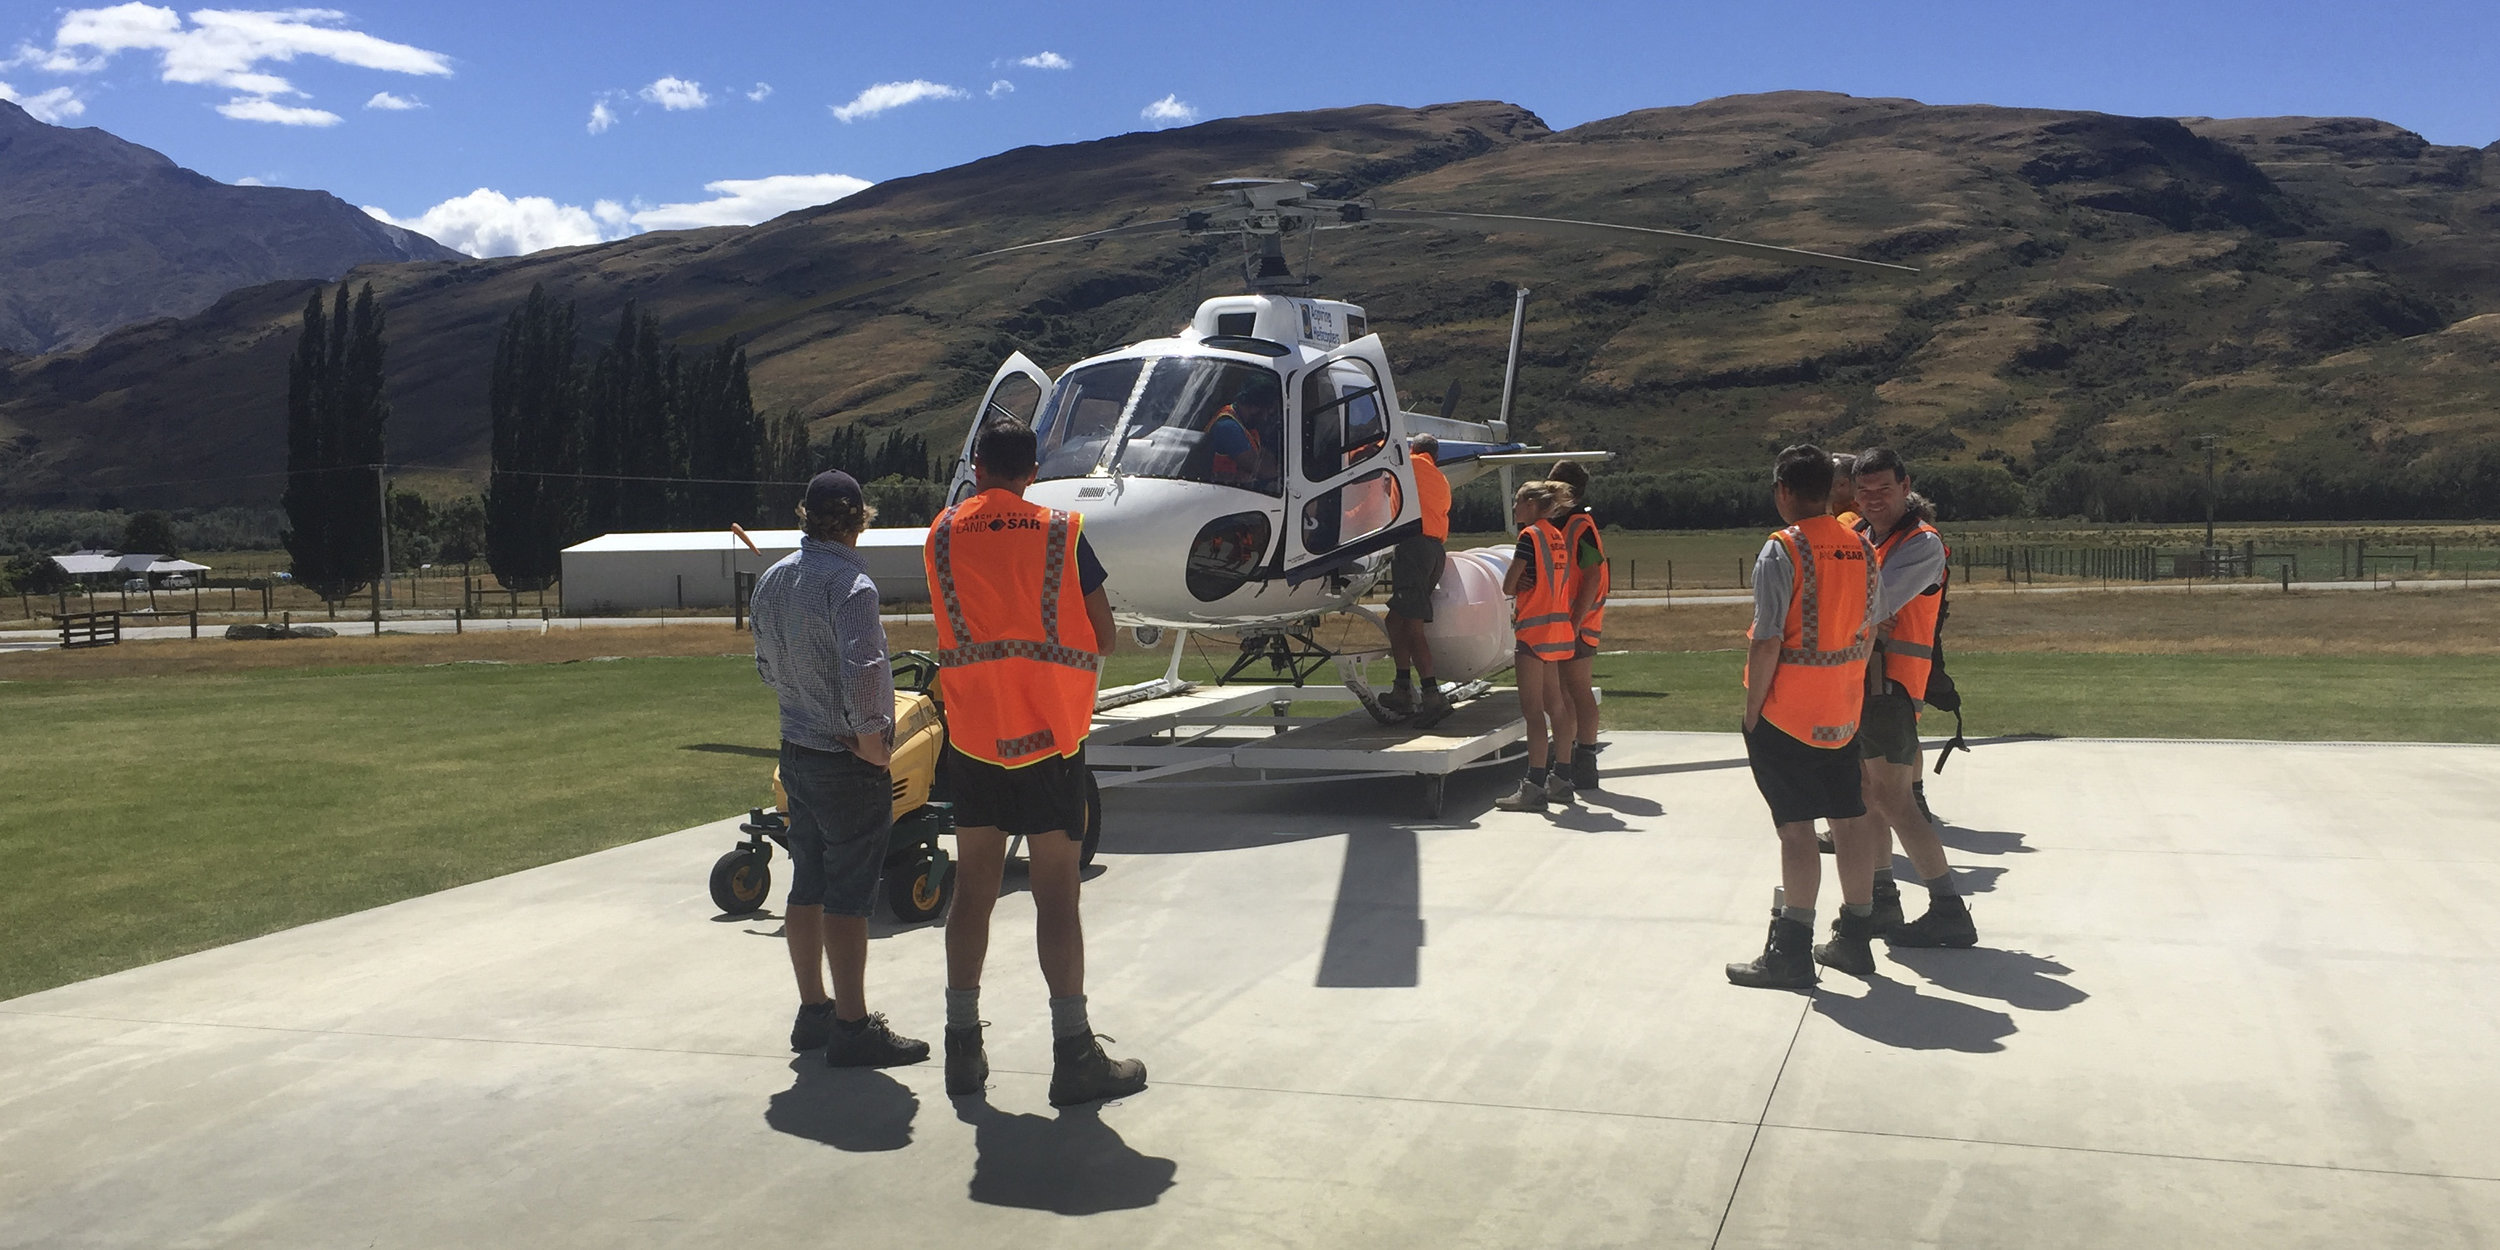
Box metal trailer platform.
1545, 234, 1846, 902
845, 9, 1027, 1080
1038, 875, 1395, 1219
1085, 682, 1530, 818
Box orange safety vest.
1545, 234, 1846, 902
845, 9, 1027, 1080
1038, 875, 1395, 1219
1747, 514, 1879, 747
1866, 516, 1948, 701
922, 489, 1101, 767
1560, 508, 1609, 651
1512, 519, 1575, 661
1413, 457, 1451, 541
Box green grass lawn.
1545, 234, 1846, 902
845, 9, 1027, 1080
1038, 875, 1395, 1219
6, 648, 2495, 1001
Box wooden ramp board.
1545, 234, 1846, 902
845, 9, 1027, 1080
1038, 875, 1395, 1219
1229, 692, 1523, 775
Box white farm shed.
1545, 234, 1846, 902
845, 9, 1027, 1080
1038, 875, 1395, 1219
558, 529, 931, 614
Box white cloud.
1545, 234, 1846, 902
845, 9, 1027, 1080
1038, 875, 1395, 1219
639, 75, 707, 110
365, 90, 420, 110
830, 79, 965, 123
629, 173, 872, 231
746, 82, 771, 102
365, 189, 621, 258
593, 199, 630, 228
1016, 51, 1070, 70
587, 98, 616, 134
34, 6, 448, 125
232, 174, 269, 186
987, 78, 1013, 98
0, 81, 86, 122
218, 95, 340, 126
6, 42, 106, 73
1141, 94, 1197, 126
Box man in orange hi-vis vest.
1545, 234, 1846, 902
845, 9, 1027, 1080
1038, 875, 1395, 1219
924, 417, 1147, 1108
1849, 447, 1976, 949
1726, 445, 1891, 989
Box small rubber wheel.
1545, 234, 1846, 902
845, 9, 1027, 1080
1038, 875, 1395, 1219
1079, 769, 1104, 868
1419, 773, 1445, 820
709, 848, 772, 915
886, 855, 950, 922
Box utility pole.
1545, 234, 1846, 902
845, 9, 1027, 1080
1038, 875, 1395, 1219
372, 463, 390, 636
2192, 434, 2220, 566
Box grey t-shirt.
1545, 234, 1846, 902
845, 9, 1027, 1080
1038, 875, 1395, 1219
1750, 538, 1793, 640
1870, 525, 1947, 622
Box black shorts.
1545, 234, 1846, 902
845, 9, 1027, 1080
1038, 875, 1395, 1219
1387, 536, 1445, 621
1745, 718, 1864, 826
943, 745, 1089, 840
1859, 689, 1922, 766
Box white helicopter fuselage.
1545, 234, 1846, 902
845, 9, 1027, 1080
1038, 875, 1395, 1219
949, 294, 1533, 655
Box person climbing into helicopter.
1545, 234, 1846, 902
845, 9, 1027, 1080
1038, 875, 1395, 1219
1494, 480, 1580, 813
1199, 379, 1281, 492
1382, 433, 1455, 728
1551, 459, 1609, 790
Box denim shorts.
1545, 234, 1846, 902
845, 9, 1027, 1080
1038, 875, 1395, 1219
778, 740, 892, 917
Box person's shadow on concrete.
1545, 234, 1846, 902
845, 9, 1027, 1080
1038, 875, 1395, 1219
1815, 974, 2017, 1053
1887, 948, 2087, 1013
953, 1097, 1177, 1214
1938, 824, 2034, 856
763, 1058, 919, 1153
1891, 858, 2009, 896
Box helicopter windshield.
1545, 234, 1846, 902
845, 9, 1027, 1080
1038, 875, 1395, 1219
1034, 356, 1283, 496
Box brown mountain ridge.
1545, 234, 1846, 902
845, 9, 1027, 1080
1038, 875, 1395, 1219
2, 92, 2494, 515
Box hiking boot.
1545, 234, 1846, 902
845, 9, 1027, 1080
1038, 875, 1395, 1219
1049, 1033, 1147, 1107
1914, 780, 1943, 828
1377, 680, 1414, 716
944, 1024, 988, 1096
824, 1013, 931, 1068
1412, 682, 1454, 730
1543, 770, 1576, 804
1493, 777, 1547, 813
1569, 744, 1600, 790
1870, 880, 1906, 936
1814, 909, 1878, 976
1886, 893, 1978, 948
790, 1001, 835, 1053
1726, 916, 1817, 989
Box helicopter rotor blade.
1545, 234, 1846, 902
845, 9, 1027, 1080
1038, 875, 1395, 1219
1365, 208, 1917, 276
971, 216, 1193, 260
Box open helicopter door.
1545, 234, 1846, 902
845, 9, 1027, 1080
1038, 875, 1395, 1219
1279, 341, 1423, 583
945, 353, 1052, 507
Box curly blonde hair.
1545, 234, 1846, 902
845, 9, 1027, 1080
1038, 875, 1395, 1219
1513, 479, 1566, 518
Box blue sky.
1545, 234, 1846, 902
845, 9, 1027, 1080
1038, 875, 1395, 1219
5, 1, 2494, 257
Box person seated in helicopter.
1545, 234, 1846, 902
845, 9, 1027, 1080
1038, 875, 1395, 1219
1195, 382, 1282, 492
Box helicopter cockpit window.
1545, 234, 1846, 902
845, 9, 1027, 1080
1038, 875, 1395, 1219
1033, 356, 1283, 495
1033, 359, 1143, 481
1299, 359, 1387, 483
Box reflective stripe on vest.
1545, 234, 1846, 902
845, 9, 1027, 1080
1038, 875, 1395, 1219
1513, 520, 1576, 660
1562, 510, 1608, 650
924, 492, 1101, 767
1749, 515, 1877, 748
1868, 518, 1947, 701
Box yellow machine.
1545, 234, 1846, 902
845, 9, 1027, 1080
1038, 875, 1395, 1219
706, 651, 1100, 919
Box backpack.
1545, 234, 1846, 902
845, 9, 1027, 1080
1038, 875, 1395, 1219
1921, 575, 1967, 773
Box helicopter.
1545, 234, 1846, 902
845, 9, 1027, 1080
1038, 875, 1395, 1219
919, 178, 1914, 713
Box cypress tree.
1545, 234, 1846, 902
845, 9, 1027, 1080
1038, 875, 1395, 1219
484, 285, 580, 591
281, 283, 389, 603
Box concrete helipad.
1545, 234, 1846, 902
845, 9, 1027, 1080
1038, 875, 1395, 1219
4, 732, 2497, 1248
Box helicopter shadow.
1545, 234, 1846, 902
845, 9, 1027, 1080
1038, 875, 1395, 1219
764, 1057, 918, 1153
954, 1098, 1176, 1214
